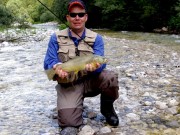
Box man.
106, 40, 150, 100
44, 0, 119, 130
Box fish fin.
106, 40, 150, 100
74, 70, 78, 75
44, 68, 56, 80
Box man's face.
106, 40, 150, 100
66, 6, 87, 31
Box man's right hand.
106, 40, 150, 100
53, 64, 68, 79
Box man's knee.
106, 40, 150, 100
58, 108, 83, 127
99, 70, 119, 100
99, 70, 119, 87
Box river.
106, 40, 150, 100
0, 24, 179, 135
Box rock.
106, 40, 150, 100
157, 79, 171, 85
166, 106, 178, 115
60, 127, 78, 135
83, 118, 91, 125
163, 128, 178, 135
41, 133, 51, 135
125, 68, 134, 73
143, 96, 156, 102
94, 114, 105, 122
142, 92, 150, 97
2, 41, 9, 46
99, 126, 111, 134
87, 112, 97, 119
155, 101, 168, 109
0, 28, 180, 135
126, 113, 140, 121
78, 125, 95, 135
165, 120, 180, 128
162, 27, 168, 32
168, 99, 179, 107
144, 101, 152, 106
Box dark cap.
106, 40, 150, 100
68, 0, 86, 12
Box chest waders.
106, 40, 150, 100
55, 28, 119, 127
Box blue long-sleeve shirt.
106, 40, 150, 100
44, 29, 106, 73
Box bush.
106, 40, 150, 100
40, 11, 55, 23
0, 5, 13, 26
59, 23, 68, 30
168, 16, 180, 32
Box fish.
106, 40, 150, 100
45, 55, 107, 80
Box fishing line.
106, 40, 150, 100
36, 0, 89, 45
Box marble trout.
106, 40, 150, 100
45, 55, 107, 80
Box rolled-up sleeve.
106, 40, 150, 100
44, 33, 60, 70
93, 34, 106, 73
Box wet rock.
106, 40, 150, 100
0, 27, 180, 135
142, 96, 156, 102
166, 106, 178, 115
152, 116, 166, 124
142, 92, 150, 97
144, 101, 153, 106
155, 101, 168, 109
163, 128, 179, 135
99, 126, 111, 134
78, 125, 95, 135
167, 99, 179, 107
126, 113, 140, 121
2, 41, 9, 46
60, 127, 78, 135
165, 120, 180, 128
87, 111, 97, 119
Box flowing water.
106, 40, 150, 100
94, 30, 180, 51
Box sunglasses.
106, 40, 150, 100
69, 12, 86, 18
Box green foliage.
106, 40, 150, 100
0, 0, 9, 5
32, 0, 55, 23
6, 0, 32, 23
3, 0, 56, 24
52, 0, 69, 23
40, 11, 55, 22
168, 0, 180, 32
0, 0, 179, 32
59, 23, 68, 30
93, 0, 179, 32
0, 5, 13, 26
95, 0, 124, 14
169, 16, 180, 31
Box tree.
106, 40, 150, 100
93, 0, 179, 31
0, 4, 13, 25
0, 0, 9, 5
52, 0, 69, 24
168, 0, 180, 32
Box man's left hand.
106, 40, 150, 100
85, 63, 100, 72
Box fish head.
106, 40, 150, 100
93, 55, 108, 64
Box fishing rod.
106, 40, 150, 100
36, 0, 88, 43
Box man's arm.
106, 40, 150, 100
44, 33, 61, 70
92, 34, 106, 73
44, 33, 69, 80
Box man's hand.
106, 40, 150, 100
85, 63, 100, 72
53, 64, 68, 79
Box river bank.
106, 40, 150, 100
0, 26, 179, 135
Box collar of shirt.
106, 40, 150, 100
68, 29, 86, 47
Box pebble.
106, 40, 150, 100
166, 106, 178, 115
60, 127, 78, 135
165, 120, 180, 128
168, 99, 179, 107
0, 25, 179, 135
78, 125, 95, 135
155, 101, 168, 109
144, 101, 153, 106
126, 113, 140, 121
99, 126, 111, 134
